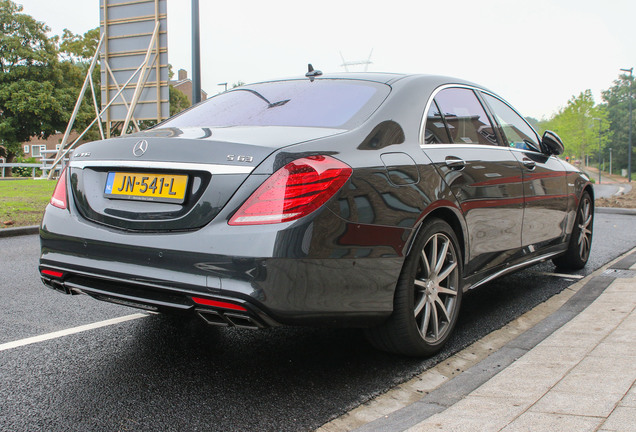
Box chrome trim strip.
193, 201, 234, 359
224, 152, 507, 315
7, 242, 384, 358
419, 143, 508, 151
467, 251, 562, 291
69, 160, 255, 175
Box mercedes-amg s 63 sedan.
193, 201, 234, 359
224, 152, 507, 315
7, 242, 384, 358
39, 72, 593, 356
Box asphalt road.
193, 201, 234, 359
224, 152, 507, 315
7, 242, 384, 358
2, 212, 636, 431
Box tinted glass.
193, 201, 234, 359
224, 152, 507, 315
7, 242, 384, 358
424, 100, 451, 144
433, 88, 497, 145
160, 80, 389, 129
482, 93, 540, 151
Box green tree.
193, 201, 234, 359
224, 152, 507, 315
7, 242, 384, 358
542, 90, 610, 163
169, 85, 190, 116
0, 0, 81, 174
602, 72, 635, 174
55, 27, 103, 143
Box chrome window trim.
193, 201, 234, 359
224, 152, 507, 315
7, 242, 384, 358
69, 160, 255, 175
419, 84, 482, 145
419, 84, 542, 147
478, 91, 542, 145
419, 143, 510, 151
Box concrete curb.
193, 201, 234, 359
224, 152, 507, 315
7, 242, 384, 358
596, 206, 636, 216
0, 225, 39, 238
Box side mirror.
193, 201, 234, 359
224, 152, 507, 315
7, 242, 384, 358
541, 130, 564, 156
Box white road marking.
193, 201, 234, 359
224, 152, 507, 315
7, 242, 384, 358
531, 271, 584, 280
0, 313, 148, 352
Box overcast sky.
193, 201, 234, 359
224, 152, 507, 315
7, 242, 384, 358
14, 0, 636, 119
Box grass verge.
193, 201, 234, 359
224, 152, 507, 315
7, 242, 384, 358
0, 179, 56, 228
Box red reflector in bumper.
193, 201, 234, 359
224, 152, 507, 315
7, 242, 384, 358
192, 297, 248, 312
41, 269, 64, 278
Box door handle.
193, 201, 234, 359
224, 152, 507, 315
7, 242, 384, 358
445, 156, 466, 170
522, 158, 536, 170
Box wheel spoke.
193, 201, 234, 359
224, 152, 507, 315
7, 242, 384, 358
430, 301, 439, 339
434, 238, 450, 275
435, 297, 451, 324
420, 302, 431, 337
437, 285, 458, 297
429, 235, 438, 276
579, 234, 590, 258
421, 250, 431, 277
437, 261, 457, 283
414, 279, 427, 289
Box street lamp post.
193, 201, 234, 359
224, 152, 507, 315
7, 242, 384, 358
593, 117, 602, 184
621, 67, 633, 182
192, 0, 202, 104
609, 147, 612, 176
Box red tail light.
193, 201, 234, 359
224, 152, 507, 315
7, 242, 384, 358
50, 167, 68, 209
229, 155, 352, 225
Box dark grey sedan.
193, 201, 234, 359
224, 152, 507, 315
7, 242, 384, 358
39, 72, 593, 356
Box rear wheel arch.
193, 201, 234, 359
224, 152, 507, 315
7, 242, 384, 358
367, 216, 464, 356
408, 206, 467, 270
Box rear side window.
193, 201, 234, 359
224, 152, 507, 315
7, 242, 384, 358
160, 80, 390, 129
482, 93, 541, 152
424, 101, 451, 144
428, 88, 497, 145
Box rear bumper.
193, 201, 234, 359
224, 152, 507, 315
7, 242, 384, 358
39, 269, 275, 329
39, 204, 406, 328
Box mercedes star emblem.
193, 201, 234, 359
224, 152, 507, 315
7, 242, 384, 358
133, 140, 149, 157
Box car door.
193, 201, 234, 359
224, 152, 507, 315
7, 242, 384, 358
480, 92, 568, 249
421, 87, 525, 277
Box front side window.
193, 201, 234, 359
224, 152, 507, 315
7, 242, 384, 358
432, 88, 497, 145
482, 93, 541, 152
160, 79, 390, 130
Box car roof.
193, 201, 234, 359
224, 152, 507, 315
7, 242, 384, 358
250, 72, 488, 91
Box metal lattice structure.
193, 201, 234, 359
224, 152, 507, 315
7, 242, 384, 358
48, 0, 169, 178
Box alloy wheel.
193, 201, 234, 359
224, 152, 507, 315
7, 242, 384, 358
577, 196, 593, 261
413, 232, 460, 343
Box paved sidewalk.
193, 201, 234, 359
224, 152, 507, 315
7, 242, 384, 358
405, 270, 636, 431
320, 249, 636, 432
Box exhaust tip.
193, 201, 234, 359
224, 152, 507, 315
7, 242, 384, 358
196, 309, 263, 329
197, 310, 229, 327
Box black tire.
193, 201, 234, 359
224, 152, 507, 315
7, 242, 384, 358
553, 191, 593, 270
365, 218, 463, 357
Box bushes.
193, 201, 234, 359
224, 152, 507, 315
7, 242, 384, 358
11, 157, 42, 177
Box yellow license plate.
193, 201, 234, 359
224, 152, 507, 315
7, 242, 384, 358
104, 172, 188, 204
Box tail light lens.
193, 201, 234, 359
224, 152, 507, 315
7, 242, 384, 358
229, 155, 352, 225
50, 167, 68, 209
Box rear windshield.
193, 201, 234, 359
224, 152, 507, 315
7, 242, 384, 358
160, 79, 390, 129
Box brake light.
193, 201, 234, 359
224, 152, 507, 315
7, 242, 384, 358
50, 167, 68, 209
229, 155, 352, 225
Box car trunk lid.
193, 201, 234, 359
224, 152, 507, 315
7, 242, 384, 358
68, 126, 345, 231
